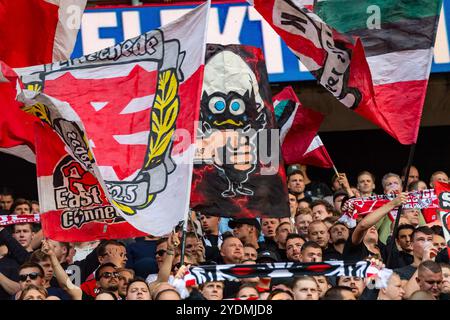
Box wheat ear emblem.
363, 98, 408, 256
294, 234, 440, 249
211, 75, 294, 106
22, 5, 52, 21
113, 69, 180, 215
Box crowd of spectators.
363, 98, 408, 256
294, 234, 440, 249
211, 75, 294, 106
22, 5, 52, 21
0, 164, 449, 300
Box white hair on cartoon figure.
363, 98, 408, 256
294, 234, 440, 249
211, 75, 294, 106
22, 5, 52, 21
203, 50, 264, 113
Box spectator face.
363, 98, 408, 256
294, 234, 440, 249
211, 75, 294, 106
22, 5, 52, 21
357, 174, 375, 195
381, 274, 405, 300
314, 276, 330, 298
403, 209, 420, 227
412, 232, 433, 260
243, 246, 257, 261
312, 204, 331, 221
295, 214, 312, 237
200, 215, 219, 234
329, 224, 349, 245
118, 270, 134, 297
47, 240, 67, 263
442, 265, 450, 294
308, 223, 330, 249
288, 174, 305, 194
19, 267, 45, 290
397, 228, 413, 253
185, 236, 198, 256
261, 218, 279, 238
431, 172, 449, 187
384, 176, 402, 194
0, 195, 13, 210
237, 287, 259, 300
417, 269, 443, 298
12, 224, 34, 249
293, 279, 319, 300
38, 258, 54, 282
297, 201, 310, 210
233, 223, 252, 243
338, 277, 365, 298
155, 241, 168, 268
432, 234, 446, 252
301, 247, 322, 262
31, 203, 40, 214
363, 225, 379, 243
288, 194, 298, 216
286, 237, 304, 262
126, 281, 151, 300
220, 237, 244, 264
97, 266, 119, 292
22, 288, 46, 300
99, 244, 127, 268
333, 195, 346, 213
13, 204, 31, 215
275, 224, 292, 247
406, 167, 419, 186
201, 282, 224, 300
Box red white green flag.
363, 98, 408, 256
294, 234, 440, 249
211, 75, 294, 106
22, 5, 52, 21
249, 0, 442, 144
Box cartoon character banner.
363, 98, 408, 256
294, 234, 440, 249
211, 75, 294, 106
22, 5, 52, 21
434, 181, 450, 256
34, 123, 146, 241
11, 1, 210, 236
190, 44, 290, 219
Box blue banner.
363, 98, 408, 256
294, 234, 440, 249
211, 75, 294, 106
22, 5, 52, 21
73, 0, 450, 82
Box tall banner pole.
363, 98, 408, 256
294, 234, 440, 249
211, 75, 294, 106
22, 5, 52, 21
386, 143, 416, 268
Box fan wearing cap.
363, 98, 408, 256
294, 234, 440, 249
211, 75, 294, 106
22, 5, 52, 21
228, 218, 264, 252
255, 250, 279, 297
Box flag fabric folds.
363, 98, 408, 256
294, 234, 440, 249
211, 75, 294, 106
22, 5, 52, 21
0, 0, 87, 162
34, 123, 146, 241
12, 2, 211, 236
273, 86, 333, 168
190, 44, 290, 219
249, 0, 442, 144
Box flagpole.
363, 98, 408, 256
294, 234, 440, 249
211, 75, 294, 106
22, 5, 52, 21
332, 165, 340, 178
386, 143, 416, 268
180, 210, 189, 266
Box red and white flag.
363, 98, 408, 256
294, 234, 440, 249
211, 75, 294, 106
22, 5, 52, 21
273, 86, 333, 168
11, 2, 211, 236
301, 135, 334, 169
34, 123, 146, 241
249, 0, 442, 145
0, 0, 87, 162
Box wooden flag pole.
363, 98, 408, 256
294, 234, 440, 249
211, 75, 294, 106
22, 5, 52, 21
386, 143, 416, 268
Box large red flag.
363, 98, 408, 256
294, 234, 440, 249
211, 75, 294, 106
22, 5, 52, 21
249, 0, 442, 145
0, 0, 87, 161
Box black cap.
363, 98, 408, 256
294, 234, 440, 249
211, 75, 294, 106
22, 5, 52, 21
256, 250, 279, 263
228, 218, 261, 231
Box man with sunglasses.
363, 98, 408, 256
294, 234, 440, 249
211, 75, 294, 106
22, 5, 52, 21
15, 262, 46, 299
95, 262, 120, 299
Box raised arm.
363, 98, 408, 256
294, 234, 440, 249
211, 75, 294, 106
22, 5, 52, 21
156, 232, 179, 283
41, 239, 82, 300
0, 226, 31, 264
352, 193, 408, 245
0, 272, 20, 296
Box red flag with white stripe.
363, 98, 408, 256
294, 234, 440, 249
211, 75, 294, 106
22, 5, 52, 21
0, 0, 86, 162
